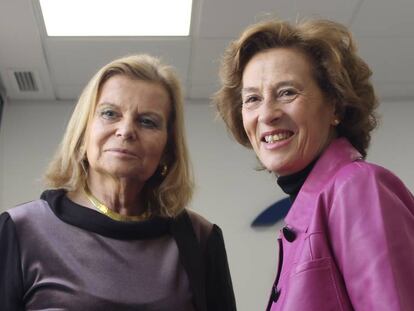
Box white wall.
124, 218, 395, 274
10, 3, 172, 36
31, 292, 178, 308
0, 100, 74, 207
368, 101, 414, 188
0, 98, 413, 310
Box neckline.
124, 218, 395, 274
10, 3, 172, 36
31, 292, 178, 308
41, 189, 171, 240
284, 138, 363, 231
83, 184, 150, 222
277, 159, 317, 202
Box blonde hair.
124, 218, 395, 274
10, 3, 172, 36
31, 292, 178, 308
214, 18, 378, 158
45, 54, 193, 217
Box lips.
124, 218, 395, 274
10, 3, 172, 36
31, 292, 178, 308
105, 148, 138, 157
261, 130, 294, 143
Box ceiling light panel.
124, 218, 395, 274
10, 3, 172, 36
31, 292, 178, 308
39, 0, 193, 36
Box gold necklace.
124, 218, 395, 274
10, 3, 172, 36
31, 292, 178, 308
83, 184, 149, 222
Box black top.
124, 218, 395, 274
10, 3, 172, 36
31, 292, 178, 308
277, 160, 317, 202
0, 189, 236, 311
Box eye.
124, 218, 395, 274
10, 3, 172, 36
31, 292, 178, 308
139, 116, 160, 129
242, 95, 262, 109
278, 88, 298, 102
100, 109, 119, 120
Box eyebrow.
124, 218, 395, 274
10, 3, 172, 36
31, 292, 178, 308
96, 101, 117, 108
241, 87, 259, 95
97, 102, 166, 121
140, 111, 164, 120
241, 80, 301, 95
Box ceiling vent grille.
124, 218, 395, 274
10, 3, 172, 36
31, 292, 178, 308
13, 71, 38, 92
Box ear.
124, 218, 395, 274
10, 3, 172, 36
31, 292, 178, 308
330, 101, 341, 126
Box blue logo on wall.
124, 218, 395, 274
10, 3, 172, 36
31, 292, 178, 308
251, 197, 291, 227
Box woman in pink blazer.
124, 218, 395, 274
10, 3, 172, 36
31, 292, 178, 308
214, 18, 414, 310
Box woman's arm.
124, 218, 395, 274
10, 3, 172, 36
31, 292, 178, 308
205, 225, 237, 311
0, 212, 24, 311
329, 165, 414, 311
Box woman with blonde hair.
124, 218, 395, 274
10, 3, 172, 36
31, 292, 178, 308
215, 18, 414, 310
0, 54, 236, 311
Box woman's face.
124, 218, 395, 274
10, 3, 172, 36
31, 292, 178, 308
85, 75, 170, 183
241, 47, 337, 176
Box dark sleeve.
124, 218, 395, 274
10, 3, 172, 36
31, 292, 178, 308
205, 225, 237, 311
0, 212, 24, 311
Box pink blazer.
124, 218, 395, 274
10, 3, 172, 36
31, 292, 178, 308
268, 138, 414, 311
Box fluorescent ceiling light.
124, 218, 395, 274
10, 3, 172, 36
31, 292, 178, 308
39, 0, 192, 36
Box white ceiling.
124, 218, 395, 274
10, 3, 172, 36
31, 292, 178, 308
1, 0, 414, 102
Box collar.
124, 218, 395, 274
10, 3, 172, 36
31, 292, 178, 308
277, 158, 317, 202
41, 189, 171, 240
284, 138, 363, 232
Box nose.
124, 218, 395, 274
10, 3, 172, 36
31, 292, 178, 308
115, 118, 137, 140
258, 96, 282, 125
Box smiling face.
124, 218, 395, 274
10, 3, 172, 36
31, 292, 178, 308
85, 75, 170, 183
241, 47, 337, 176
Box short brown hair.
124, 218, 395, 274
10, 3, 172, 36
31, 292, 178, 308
45, 54, 193, 217
214, 18, 378, 158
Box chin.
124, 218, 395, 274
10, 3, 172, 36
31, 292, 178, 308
261, 156, 286, 173
97, 165, 138, 179
264, 161, 296, 176
263, 164, 283, 175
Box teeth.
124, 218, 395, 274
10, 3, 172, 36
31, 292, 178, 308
264, 132, 291, 143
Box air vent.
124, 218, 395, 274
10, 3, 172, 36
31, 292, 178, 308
13, 71, 38, 92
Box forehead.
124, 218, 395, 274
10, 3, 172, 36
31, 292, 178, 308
242, 47, 315, 84
99, 75, 168, 99
97, 75, 171, 111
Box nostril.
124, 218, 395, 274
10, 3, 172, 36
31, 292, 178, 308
115, 129, 136, 140
258, 109, 283, 125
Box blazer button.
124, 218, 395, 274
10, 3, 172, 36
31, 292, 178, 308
282, 226, 296, 242
271, 287, 281, 302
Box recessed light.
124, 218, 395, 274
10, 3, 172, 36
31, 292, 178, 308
39, 0, 192, 36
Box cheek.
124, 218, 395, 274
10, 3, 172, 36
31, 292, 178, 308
313, 107, 334, 136
86, 124, 107, 157
151, 133, 168, 156
242, 113, 256, 139
155, 142, 167, 157
299, 112, 333, 151
87, 131, 99, 151
295, 104, 327, 132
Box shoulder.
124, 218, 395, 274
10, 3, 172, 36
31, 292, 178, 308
185, 209, 215, 246
332, 160, 409, 193
0, 210, 19, 240
0, 211, 14, 229
184, 210, 229, 262
4, 200, 56, 239
327, 160, 414, 219
183, 209, 229, 255
0, 211, 22, 261
6, 199, 50, 223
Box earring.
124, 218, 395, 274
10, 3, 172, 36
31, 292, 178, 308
332, 119, 340, 126
160, 164, 168, 177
